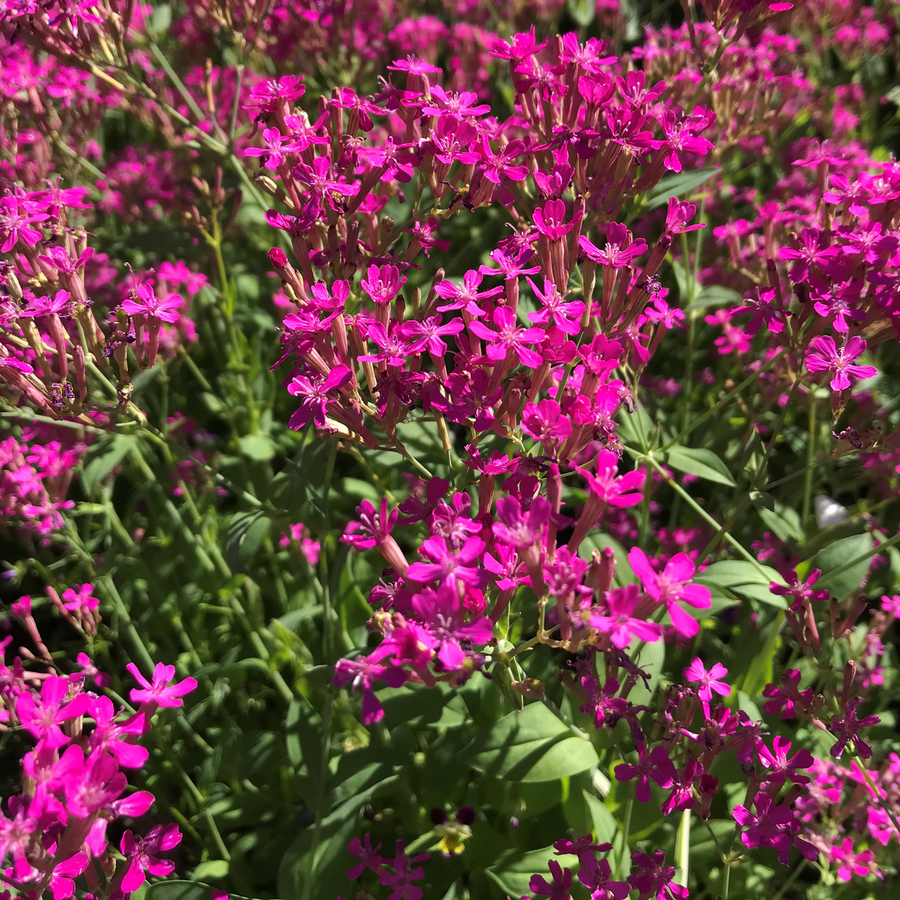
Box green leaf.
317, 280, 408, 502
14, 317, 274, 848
275, 808, 360, 900
145, 883, 216, 900
487, 844, 570, 898
584, 790, 618, 843
148, 3, 172, 34
238, 433, 277, 462
685, 284, 743, 314
627, 637, 666, 708
758, 501, 803, 544
464, 702, 599, 783
617, 397, 655, 451
81, 434, 138, 493
666, 445, 735, 486
695, 560, 787, 608
377, 682, 470, 730
646, 167, 719, 210
191, 861, 229, 882
240, 515, 271, 567
805, 532, 873, 601
567, 0, 595, 26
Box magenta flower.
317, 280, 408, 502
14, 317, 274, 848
777, 227, 840, 283
628, 850, 688, 900
589, 584, 663, 649
477, 138, 530, 183
468, 306, 546, 368
755, 736, 814, 785
0, 195, 48, 252
399, 315, 464, 356
421, 85, 490, 118
361, 264, 406, 305
579, 224, 647, 267
628, 548, 711, 638
16, 675, 91, 750
64, 752, 128, 819
358, 322, 411, 368
492, 495, 552, 549
733, 792, 817, 866
243, 75, 306, 113
830, 838, 875, 882
410, 586, 494, 670
661, 757, 704, 815
347, 833, 384, 879
22, 290, 73, 318
125, 662, 198, 708
479, 247, 541, 280
334, 652, 407, 724
530, 859, 573, 900
533, 199, 577, 241
342, 498, 398, 550
62, 583, 99, 614
576, 450, 644, 508
86, 696, 149, 768
761, 669, 815, 719
526, 278, 585, 335
122, 285, 183, 323
521, 399, 572, 448
615, 743, 676, 802
805, 336, 877, 391
828, 696, 880, 760
683, 658, 730, 702
379, 840, 430, 900
120, 824, 182, 893
387, 55, 441, 75
434, 269, 503, 315
407, 535, 488, 588
287, 364, 352, 431
0, 805, 39, 880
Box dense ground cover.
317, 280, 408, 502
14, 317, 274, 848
1, 1, 900, 899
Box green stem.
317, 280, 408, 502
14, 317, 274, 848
662, 350, 786, 453
802, 396, 817, 535
769, 859, 808, 900
636, 452, 769, 577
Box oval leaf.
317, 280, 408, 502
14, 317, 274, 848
646, 167, 719, 209
465, 702, 599, 783
806, 532, 873, 601
666, 445, 735, 486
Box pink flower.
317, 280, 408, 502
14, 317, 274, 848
683, 658, 730, 702
347, 833, 384, 879
125, 662, 197, 708
755, 736, 814, 785
576, 450, 644, 508
628, 548, 711, 638
16, 676, 91, 749
407, 535, 488, 588
120, 824, 182, 892
379, 840, 430, 900
590, 584, 663, 649
530, 859, 572, 900
830, 837, 875, 882
342, 498, 398, 550
62, 583, 99, 614
805, 336, 877, 391
615, 743, 675, 802
122, 285, 184, 323
361, 264, 406, 305
468, 306, 546, 368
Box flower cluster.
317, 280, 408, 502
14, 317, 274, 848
0, 604, 194, 900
